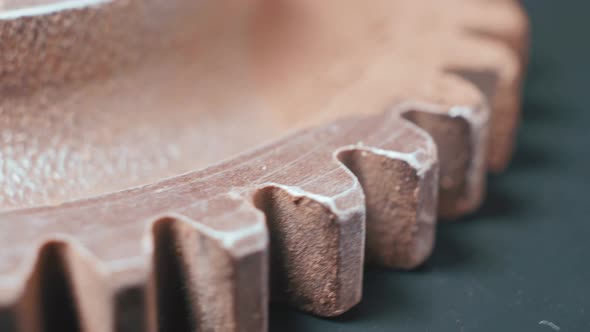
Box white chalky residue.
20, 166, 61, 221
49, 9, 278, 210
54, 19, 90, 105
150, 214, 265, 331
0, 0, 110, 20
339, 143, 434, 178
265, 182, 362, 220
448, 105, 489, 126
449, 106, 474, 118
142, 209, 267, 257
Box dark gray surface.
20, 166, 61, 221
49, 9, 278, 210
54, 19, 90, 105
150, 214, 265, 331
270, 2, 590, 331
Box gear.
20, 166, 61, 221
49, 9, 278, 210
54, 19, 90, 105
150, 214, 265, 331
0, 0, 527, 331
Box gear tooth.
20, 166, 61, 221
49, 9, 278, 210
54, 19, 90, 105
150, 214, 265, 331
338, 150, 437, 269
329, 110, 437, 269
443, 37, 523, 171
247, 127, 367, 316
454, 0, 530, 63
399, 73, 490, 219
7, 239, 115, 332
59, 240, 115, 332
148, 201, 268, 332
253, 185, 363, 317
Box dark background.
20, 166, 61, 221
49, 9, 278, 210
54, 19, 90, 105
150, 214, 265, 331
270, 2, 590, 331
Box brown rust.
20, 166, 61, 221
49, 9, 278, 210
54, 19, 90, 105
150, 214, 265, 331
0, 0, 528, 330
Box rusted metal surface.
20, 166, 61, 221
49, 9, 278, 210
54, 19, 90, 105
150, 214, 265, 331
0, 0, 528, 331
